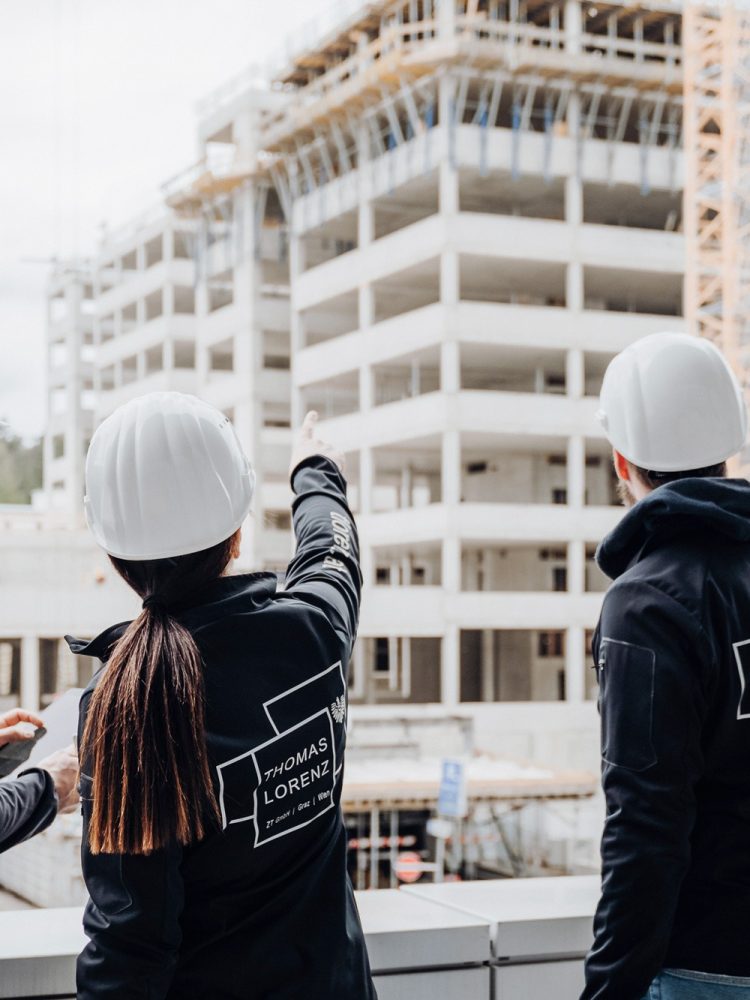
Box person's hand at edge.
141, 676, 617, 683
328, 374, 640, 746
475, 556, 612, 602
0, 708, 45, 749
289, 410, 345, 477
37, 743, 79, 814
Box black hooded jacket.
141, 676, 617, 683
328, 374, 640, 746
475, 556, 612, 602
582, 478, 750, 1000
67, 456, 377, 1000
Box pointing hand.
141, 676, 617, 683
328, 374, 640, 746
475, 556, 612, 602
289, 411, 345, 476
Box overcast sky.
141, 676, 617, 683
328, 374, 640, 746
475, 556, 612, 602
0, 0, 330, 439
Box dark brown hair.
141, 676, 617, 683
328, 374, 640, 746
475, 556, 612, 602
80, 533, 237, 855
633, 461, 727, 489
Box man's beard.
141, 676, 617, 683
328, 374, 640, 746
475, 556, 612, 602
616, 478, 635, 508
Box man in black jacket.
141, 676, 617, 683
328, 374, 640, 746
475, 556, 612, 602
582, 333, 750, 1000
0, 708, 79, 852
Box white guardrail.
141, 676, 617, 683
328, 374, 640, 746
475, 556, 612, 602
0, 875, 600, 999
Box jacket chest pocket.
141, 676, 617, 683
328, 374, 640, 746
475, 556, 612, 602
599, 638, 657, 772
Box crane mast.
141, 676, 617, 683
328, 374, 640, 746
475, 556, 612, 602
684, 0, 750, 470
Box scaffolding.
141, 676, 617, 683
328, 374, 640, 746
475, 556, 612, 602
683, 1, 750, 472
684, 2, 750, 378
342, 755, 597, 888
261, 0, 683, 218
162, 1, 685, 230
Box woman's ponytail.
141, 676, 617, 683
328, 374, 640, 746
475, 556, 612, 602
81, 535, 236, 855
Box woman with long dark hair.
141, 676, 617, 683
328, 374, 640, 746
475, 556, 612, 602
68, 392, 376, 999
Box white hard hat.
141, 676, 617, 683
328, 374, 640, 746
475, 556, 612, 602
84, 392, 255, 560
597, 332, 747, 472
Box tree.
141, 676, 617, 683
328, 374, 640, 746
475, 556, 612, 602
0, 423, 43, 505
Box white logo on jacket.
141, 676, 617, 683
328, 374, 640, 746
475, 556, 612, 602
216, 661, 347, 847
732, 639, 750, 720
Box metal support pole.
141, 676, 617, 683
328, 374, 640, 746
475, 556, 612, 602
357, 813, 367, 890
390, 810, 398, 888
435, 829, 446, 882
369, 807, 380, 889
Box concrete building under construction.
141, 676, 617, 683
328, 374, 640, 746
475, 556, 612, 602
162, 0, 684, 757
23, 0, 686, 751
0, 0, 695, 899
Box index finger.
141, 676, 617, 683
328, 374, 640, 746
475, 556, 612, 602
1, 708, 44, 730
300, 410, 319, 440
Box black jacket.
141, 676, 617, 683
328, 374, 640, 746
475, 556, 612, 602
67, 457, 377, 1000
582, 478, 750, 1000
0, 769, 57, 852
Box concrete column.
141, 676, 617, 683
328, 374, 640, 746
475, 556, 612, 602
441, 340, 460, 393
388, 636, 399, 691
565, 0, 582, 54
20, 636, 40, 712
360, 364, 374, 410
438, 0, 457, 39
440, 159, 459, 217
441, 328, 462, 706
565, 71, 583, 316
194, 278, 210, 324
351, 640, 367, 700
359, 284, 375, 329
442, 428, 461, 506
290, 230, 306, 277
567, 434, 586, 507
163, 226, 175, 263
565, 169, 583, 225
441, 251, 460, 309
481, 629, 496, 702
163, 339, 175, 372
442, 623, 460, 707
360, 447, 374, 515
439, 68, 459, 215
195, 339, 210, 385
233, 180, 265, 569
442, 535, 461, 593
360, 545, 375, 594
63, 280, 85, 517
442, 523, 462, 706
566, 347, 585, 398
565, 624, 586, 702
567, 538, 585, 594
359, 198, 375, 248
565, 167, 583, 314
401, 637, 412, 699
289, 231, 306, 431
400, 465, 413, 508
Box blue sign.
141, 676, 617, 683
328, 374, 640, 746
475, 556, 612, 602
438, 757, 467, 818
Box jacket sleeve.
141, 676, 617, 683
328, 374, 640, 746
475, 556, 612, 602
76, 690, 184, 1000
0, 769, 57, 853
581, 580, 711, 1000
283, 455, 362, 659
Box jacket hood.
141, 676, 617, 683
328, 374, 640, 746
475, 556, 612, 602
597, 477, 750, 580
65, 572, 277, 662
